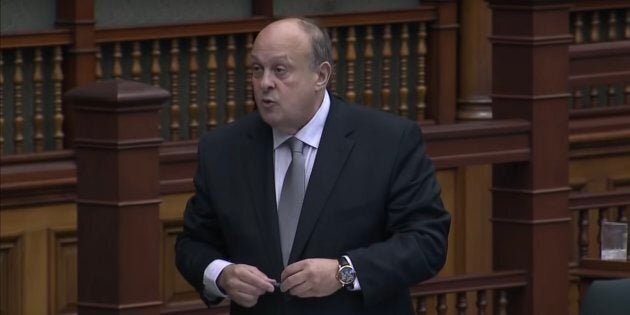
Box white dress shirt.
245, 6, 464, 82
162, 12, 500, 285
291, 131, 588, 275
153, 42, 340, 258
203, 91, 360, 298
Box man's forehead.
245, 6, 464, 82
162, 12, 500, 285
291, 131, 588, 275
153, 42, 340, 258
250, 53, 290, 63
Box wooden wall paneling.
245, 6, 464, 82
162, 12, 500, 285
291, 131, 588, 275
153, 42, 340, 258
0, 234, 23, 315
48, 227, 77, 315
435, 169, 457, 277
23, 229, 49, 314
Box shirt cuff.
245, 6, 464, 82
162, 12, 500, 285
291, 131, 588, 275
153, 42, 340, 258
203, 259, 233, 298
343, 255, 362, 291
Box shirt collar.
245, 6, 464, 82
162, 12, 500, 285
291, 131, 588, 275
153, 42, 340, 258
273, 90, 330, 150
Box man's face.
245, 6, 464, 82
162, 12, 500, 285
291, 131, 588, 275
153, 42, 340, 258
251, 20, 324, 134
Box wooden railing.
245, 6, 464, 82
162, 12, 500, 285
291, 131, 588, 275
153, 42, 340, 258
569, 6, 630, 109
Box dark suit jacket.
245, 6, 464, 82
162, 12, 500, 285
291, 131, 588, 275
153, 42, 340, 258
176, 95, 451, 315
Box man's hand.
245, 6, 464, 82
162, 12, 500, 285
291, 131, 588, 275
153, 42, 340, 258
217, 264, 275, 308
280, 258, 342, 298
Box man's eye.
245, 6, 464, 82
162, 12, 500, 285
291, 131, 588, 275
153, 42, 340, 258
275, 67, 287, 74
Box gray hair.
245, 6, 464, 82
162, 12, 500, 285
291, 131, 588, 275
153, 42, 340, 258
295, 17, 333, 70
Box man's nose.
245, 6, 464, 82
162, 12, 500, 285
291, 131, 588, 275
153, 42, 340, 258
259, 70, 275, 90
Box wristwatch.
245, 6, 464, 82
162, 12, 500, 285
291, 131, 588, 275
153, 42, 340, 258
336, 256, 356, 290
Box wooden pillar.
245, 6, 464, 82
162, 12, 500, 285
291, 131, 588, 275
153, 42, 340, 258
66, 80, 169, 314
425, 0, 458, 124
457, 0, 492, 120
56, 0, 97, 148
490, 1, 572, 314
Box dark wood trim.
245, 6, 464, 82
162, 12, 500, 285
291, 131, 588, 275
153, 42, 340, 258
571, 0, 630, 12
0, 29, 72, 48
409, 270, 528, 296
569, 190, 630, 211
308, 7, 436, 27
570, 41, 630, 60
570, 107, 630, 119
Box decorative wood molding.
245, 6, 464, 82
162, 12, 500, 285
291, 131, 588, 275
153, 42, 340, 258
0, 234, 23, 315
0, 29, 72, 49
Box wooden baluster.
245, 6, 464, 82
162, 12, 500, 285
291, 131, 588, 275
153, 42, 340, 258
188, 37, 199, 139
591, 11, 600, 42
13, 49, 24, 153
598, 207, 609, 258
476, 290, 487, 315
574, 12, 584, 43
497, 290, 508, 315
53, 46, 64, 149
151, 40, 161, 87
625, 83, 630, 105
206, 37, 218, 130
245, 33, 255, 113
456, 292, 467, 315
573, 89, 583, 109
226, 35, 236, 124
95, 46, 103, 81
345, 27, 356, 103
415, 296, 427, 315
0, 53, 4, 153
626, 9, 630, 39
436, 294, 447, 315
113, 42, 123, 79
608, 85, 616, 106
131, 41, 142, 81
381, 24, 392, 113
330, 28, 338, 93
399, 24, 410, 118
363, 26, 374, 107
169, 39, 180, 140
33, 48, 44, 152
618, 206, 629, 260
416, 22, 427, 121
608, 10, 618, 40
579, 209, 589, 258
590, 87, 598, 107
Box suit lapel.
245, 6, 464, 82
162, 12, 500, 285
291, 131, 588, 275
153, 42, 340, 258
289, 98, 355, 263
243, 117, 285, 275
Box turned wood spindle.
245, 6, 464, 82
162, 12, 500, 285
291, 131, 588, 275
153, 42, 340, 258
226, 35, 237, 124
625, 83, 630, 105
53, 46, 64, 149
608, 10, 618, 40
456, 292, 467, 315
436, 293, 447, 315
590, 11, 601, 42
34, 48, 44, 152
618, 206, 629, 260
415, 296, 427, 315
590, 87, 598, 107
151, 40, 161, 87
95, 46, 103, 81
626, 9, 630, 39
206, 37, 218, 130
113, 42, 123, 79
573, 89, 583, 109
497, 290, 508, 315
188, 37, 199, 139
399, 24, 410, 118
131, 41, 142, 81
245, 33, 255, 113
416, 23, 428, 121
330, 28, 338, 93
579, 209, 589, 258
345, 27, 356, 103
13, 49, 24, 153
0, 53, 4, 153
574, 12, 584, 44
363, 26, 374, 107
607, 85, 616, 106
381, 24, 392, 113
477, 290, 488, 315
169, 39, 180, 140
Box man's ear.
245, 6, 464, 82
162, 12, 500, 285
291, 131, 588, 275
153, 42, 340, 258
314, 62, 332, 91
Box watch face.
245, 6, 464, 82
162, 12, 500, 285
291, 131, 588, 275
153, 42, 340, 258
338, 265, 356, 284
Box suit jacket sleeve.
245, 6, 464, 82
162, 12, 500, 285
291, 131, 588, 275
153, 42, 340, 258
175, 137, 227, 305
347, 121, 450, 307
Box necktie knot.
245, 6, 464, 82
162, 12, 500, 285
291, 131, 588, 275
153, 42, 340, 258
287, 137, 305, 154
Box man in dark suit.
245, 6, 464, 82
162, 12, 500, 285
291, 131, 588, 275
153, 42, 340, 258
175, 17, 450, 315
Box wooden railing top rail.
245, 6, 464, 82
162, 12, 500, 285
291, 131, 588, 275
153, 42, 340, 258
0, 29, 72, 49
569, 190, 630, 210
571, 0, 630, 12
409, 270, 528, 296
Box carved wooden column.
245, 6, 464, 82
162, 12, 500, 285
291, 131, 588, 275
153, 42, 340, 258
66, 80, 169, 315
457, 0, 492, 120
490, 1, 571, 314
425, 0, 458, 124
56, 0, 97, 148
